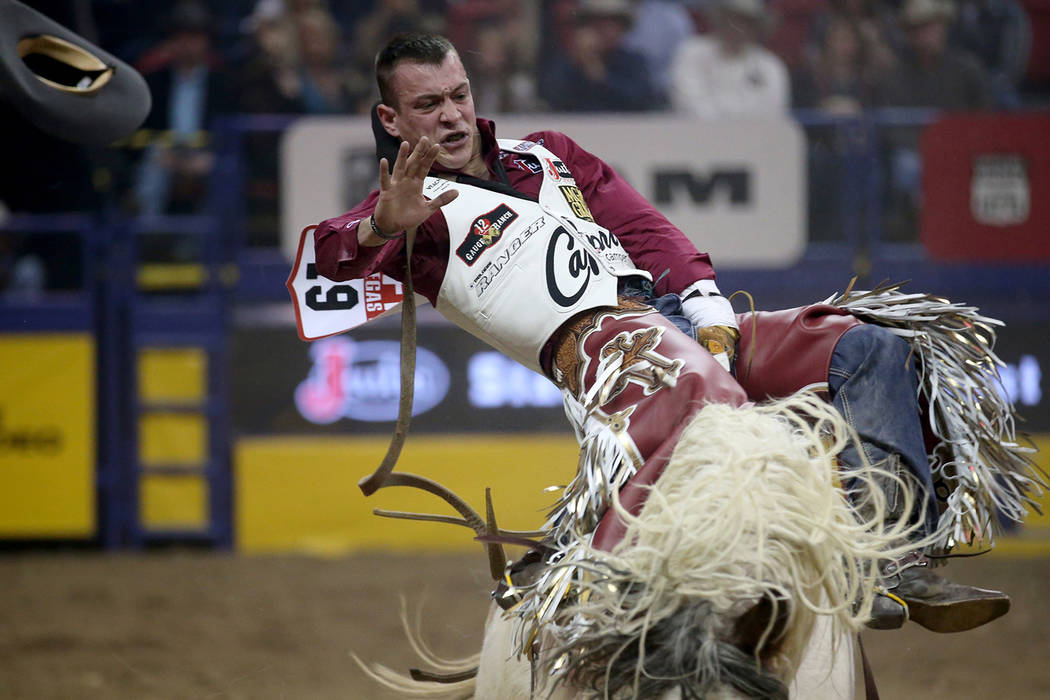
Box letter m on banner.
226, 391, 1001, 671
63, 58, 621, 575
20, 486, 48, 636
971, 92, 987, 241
286, 226, 404, 340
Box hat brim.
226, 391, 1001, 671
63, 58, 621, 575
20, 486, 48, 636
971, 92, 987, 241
0, 0, 151, 146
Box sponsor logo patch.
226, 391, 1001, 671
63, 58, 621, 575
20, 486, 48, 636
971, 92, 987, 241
559, 185, 595, 222
455, 203, 519, 265
470, 217, 546, 298
506, 154, 542, 174
545, 158, 572, 181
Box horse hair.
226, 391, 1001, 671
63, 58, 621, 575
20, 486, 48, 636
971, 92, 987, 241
545, 593, 789, 700
534, 394, 925, 699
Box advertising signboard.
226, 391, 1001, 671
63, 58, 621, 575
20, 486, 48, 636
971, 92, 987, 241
281, 114, 806, 269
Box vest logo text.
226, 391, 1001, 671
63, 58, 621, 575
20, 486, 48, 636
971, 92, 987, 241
456, 204, 519, 266
559, 185, 595, 222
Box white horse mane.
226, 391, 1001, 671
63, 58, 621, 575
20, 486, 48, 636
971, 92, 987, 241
534, 394, 920, 698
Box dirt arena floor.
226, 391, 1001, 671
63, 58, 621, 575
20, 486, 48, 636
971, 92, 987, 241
2, 549, 1048, 699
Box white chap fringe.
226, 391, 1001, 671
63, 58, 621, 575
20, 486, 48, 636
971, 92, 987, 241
825, 282, 1047, 550
517, 394, 920, 700
350, 597, 478, 699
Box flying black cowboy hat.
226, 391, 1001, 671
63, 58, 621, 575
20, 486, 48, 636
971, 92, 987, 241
0, 0, 150, 146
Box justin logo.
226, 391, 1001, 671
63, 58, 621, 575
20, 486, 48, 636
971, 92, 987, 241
455, 203, 519, 265
545, 157, 572, 181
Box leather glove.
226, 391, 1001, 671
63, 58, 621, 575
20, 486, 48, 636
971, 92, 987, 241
696, 325, 739, 372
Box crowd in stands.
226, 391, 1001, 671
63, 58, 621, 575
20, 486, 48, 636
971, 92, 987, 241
2, 0, 1049, 286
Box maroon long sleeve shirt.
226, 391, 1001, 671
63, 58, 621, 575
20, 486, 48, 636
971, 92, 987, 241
312, 118, 718, 306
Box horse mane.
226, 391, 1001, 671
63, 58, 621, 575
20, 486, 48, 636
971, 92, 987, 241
537, 393, 921, 699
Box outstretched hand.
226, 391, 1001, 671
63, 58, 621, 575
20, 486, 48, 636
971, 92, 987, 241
372, 137, 459, 237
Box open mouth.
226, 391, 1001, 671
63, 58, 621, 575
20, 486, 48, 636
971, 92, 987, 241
441, 131, 468, 148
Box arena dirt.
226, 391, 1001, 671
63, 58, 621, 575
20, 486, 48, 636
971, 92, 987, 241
1, 550, 1047, 699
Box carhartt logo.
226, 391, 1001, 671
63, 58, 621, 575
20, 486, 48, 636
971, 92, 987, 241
456, 204, 519, 265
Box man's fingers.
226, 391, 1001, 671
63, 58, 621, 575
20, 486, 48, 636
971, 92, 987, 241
428, 189, 459, 210
378, 157, 391, 190
419, 140, 443, 173
404, 136, 435, 177
390, 140, 411, 178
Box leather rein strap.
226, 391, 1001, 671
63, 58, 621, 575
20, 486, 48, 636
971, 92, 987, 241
358, 229, 417, 496
858, 633, 880, 700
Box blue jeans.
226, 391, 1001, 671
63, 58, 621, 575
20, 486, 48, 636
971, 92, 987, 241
828, 324, 938, 535
627, 279, 938, 536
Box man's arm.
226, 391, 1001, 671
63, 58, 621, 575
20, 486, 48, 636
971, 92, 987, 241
314, 137, 459, 282
313, 191, 399, 282
533, 130, 718, 298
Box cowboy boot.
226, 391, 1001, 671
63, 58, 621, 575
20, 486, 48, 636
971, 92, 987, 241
855, 455, 1010, 632
868, 550, 1011, 632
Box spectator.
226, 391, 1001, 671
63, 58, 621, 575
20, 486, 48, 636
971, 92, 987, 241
669, 0, 790, 119
792, 12, 889, 243
874, 0, 993, 111
133, 0, 235, 216
350, 0, 446, 79
292, 6, 369, 114
622, 0, 697, 106
460, 17, 544, 114
804, 0, 897, 100
794, 14, 886, 114
540, 0, 658, 112
237, 0, 303, 114
949, 0, 1031, 108
873, 0, 994, 240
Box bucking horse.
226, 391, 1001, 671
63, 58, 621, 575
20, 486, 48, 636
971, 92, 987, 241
291, 273, 1043, 699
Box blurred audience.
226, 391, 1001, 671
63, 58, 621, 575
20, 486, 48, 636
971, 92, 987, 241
460, 15, 544, 114
799, 0, 895, 112
874, 0, 994, 111
794, 14, 888, 114
133, 1, 235, 216
948, 0, 1031, 108
293, 6, 369, 114
669, 0, 790, 119
540, 0, 658, 112
237, 0, 303, 114
873, 0, 994, 241
350, 0, 446, 89
622, 0, 697, 107
9, 0, 1047, 257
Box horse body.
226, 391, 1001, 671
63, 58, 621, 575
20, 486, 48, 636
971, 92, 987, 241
354, 285, 1040, 698
361, 396, 910, 699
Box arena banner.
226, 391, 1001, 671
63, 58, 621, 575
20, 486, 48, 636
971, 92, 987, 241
0, 333, 95, 537
281, 114, 806, 269
231, 319, 570, 436
232, 316, 1050, 437
921, 112, 1050, 261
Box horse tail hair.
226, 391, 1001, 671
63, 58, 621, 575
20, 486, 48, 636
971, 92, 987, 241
351, 596, 479, 699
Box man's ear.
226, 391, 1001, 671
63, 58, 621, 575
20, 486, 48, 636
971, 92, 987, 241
376, 103, 400, 139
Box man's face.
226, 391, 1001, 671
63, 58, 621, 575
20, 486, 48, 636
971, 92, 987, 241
379, 52, 480, 171
908, 20, 947, 59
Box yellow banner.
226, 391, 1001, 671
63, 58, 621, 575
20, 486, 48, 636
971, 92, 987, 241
0, 334, 95, 536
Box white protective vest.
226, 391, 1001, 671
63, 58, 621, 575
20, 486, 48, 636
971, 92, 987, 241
429, 139, 650, 373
